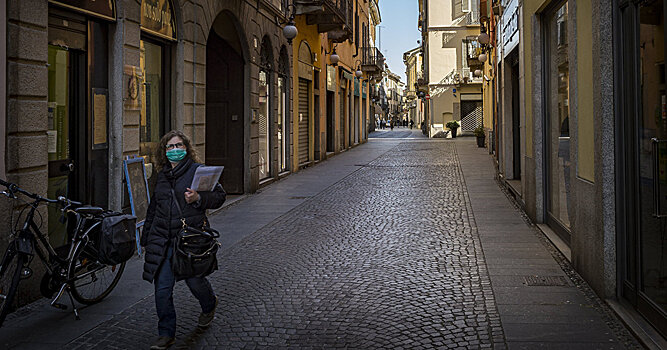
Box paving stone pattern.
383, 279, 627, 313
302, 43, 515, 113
67, 142, 508, 349
491, 177, 642, 349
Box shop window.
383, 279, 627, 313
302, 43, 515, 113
140, 38, 170, 191
259, 70, 271, 180
546, 2, 571, 231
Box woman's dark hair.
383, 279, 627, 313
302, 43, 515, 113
155, 130, 201, 169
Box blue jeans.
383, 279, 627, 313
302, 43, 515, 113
154, 246, 216, 337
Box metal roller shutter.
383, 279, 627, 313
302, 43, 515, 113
298, 78, 310, 165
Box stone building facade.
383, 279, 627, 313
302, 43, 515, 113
477, 0, 667, 344
1, 0, 381, 304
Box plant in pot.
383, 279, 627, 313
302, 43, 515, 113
446, 120, 460, 139
473, 126, 486, 147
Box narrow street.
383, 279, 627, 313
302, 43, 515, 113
0, 133, 641, 349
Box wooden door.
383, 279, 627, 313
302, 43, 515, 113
206, 31, 244, 194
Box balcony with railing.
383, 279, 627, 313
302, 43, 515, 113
465, 9, 480, 25
443, 68, 483, 85
295, 0, 353, 42
361, 47, 385, 74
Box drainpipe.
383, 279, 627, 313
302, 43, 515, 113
192, 0, 198, 144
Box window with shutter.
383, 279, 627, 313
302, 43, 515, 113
452, 0, 463, 18
462, 0, 470, 12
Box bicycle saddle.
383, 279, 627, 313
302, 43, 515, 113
75, 206, 104, 215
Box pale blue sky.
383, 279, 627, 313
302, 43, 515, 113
377, 0, 421, 83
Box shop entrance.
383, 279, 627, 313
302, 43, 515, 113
47, 45, 86, 247
617, 0, 667, 338
206, 13, 245, 194
326, 91, 335, 152
47, 9, 109, 247
354, 96, 360, 144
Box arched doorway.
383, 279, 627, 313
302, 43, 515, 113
297, 41, 313, 166
206, 12, 245, 194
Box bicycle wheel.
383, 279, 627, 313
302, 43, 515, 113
0, 244, 25, 327
68, 239, 125, 305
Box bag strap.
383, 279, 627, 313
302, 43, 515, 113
170, 187, 187, 228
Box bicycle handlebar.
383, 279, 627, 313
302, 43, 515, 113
57, 196, 83, 207
0, 179, 69, 205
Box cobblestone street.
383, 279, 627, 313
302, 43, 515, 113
70, 138, 506, 349
1, 135, 642, 349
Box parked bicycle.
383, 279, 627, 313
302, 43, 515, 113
0, 179, 128, 327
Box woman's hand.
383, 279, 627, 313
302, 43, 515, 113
184, 188, 200, 204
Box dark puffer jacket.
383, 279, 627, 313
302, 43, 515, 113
140, 158, 226, 282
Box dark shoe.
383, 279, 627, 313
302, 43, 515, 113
150, 336, 175, 349
198, 296, 218, 328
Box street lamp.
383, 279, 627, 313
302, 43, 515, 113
355, 59, 363, 78
325, 44, 339, 66
478, 26, 490, 45
282, 5, 297, 44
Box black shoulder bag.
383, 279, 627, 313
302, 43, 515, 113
170, 188, 220, 281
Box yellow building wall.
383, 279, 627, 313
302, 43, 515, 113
576, 0, 594, 182
291, 0, 373, 160
292, 16, 321, 170
523, 0, 594, 179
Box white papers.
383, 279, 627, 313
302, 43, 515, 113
191, 166, 224, 192
47, 130, 57, 153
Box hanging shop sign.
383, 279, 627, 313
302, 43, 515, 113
362, 81, 367, 98
340, 68, 354, 81
141, 0, 177, 41
49, 0, 116, 21
501, 0, 519, 58
354, 78, 360, 97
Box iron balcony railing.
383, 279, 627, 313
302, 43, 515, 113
295, 0, 353, 41
361, 47, 385, 73
466, 9, 480, 25
443, 68, 483, 85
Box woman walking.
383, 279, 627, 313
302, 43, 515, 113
140, 130, 226, 349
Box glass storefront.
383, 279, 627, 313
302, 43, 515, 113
546, 2, 572, 232
259, 70, 271, 180
618, 0, 667, 337
638, 0, 667, 321
140, 39, 167, 190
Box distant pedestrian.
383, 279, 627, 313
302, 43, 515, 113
410, 119, 414, 129
390, 120, 394, 130
141, 130, 227, 349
